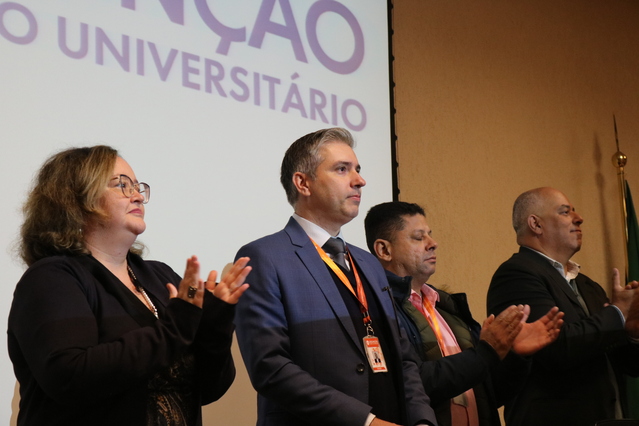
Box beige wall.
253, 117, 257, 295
197, 1, 639, 424
392, 0, 639, 319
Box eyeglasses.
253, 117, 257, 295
115, 174, 150, 204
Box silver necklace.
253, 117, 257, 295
127, 264, 159, 319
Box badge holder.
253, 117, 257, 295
362, 323, 388, 373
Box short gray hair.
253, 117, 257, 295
280, 128, 354, 206
512, 188, 544, 237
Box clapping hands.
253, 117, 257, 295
482, 305, 564, 358
167, 256, 251, 308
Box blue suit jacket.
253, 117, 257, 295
235, 218, 436, 426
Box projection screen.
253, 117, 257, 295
0, 0, 393, 423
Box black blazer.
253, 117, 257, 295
8, 253, 236, 426
487, 247, 639, 426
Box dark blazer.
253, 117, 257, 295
8, 253, 236, 426
234, 218, 436, 426
487, 247, 639, 426
388, 271, 527, 426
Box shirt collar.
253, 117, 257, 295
411, 283, 440, 306
523, 246, 580, 281
292, 213, 345, 247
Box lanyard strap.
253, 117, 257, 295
421, 295, 450, 357
311, 239, 371, 326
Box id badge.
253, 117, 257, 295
363, 335, 388, 373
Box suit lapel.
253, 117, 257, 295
349, 248, 395, 319
544, 266, 586, 314
348, 243, 405, 353
575, 277, 605, 315
284, 219, 364, 354
72, 254, 158, 327
520, 247, 589, 316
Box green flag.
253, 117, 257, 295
628, 182, 639, 282
625, 180, 639, 418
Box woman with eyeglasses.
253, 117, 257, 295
8, 145, 250, 426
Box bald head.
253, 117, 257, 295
512, 187, 554, 240
512, 187, 583, 265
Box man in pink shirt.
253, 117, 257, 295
365, 201, 563, 426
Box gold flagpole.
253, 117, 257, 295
611, 115, 629, 281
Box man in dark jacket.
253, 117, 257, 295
487, 187, 639, 426
365, 201, 563, 426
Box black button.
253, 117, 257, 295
356, 363, 366, 374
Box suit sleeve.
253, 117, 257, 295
489, 351, 531, 406
486, 258, 637, 371
387, 303, 437, 425
147, 260, 237, 404
193, 292, 237, 404
416, 339, 498, 405
234, 243, 373, 426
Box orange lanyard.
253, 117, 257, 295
312, 239, 372, 326
420, 294, 450, 357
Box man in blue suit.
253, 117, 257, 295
234, 128, 437, 426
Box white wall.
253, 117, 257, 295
0, 1, 393, 423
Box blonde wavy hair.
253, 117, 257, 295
19, 145, 143, 266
